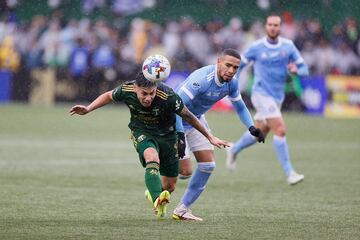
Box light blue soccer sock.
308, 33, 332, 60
181, 162, 216, 208
231, 131, 257, 156
273, 135, 294, 176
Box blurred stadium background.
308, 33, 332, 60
0, 1, 359, 239
0, 0, 360, 116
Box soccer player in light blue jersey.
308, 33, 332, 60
226, 15, 309, 186
172, 49, 265, 221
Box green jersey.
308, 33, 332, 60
112, 81, 184, 136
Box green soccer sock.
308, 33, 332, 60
145, 161, 162, 203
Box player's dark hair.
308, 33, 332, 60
135, 71, 157, 88
222, 48, 241, 60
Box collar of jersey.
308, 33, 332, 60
263, 37, 282, 49
214, 64, 225, 87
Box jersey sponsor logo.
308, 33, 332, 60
269, 51, 280, 58
206, 91, 222, 97
212, 92, 221, 97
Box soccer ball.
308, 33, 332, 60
142, 54, 171, 82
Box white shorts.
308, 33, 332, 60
180, 115, 214, 160
251, 92, 282, 121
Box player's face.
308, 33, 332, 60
134, 85, 157, 107
266, 16, 281, 40
217, 55, 240, 82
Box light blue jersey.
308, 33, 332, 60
177, 65, 253, 130
239, 37, 308, 104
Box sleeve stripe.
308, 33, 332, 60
229, 94, 243, 102
180, 87, 194, 100
241, 55, 249, 64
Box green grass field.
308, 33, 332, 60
0, 104, 359, 240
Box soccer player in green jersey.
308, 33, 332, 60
69, 73, 229, 218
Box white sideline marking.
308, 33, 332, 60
0, 139, 132, 149
0, 158, 137, 166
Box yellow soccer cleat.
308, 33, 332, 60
145, 189, 153, 205
153, 190, 171, 218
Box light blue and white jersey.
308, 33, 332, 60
239, 37, 307, 104
177, 64, 252, 130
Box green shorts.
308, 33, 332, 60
130, 130, 179, 177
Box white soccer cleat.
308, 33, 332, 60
287, 171, 304, 185
226, 142, 236, 170
172, 203, 203, 221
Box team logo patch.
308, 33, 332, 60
152, 108, 160, 116
175, 100, 181, 110
192, 81, 200, 89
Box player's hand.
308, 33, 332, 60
69, 105, 90, 115
287, 63, 298, 74
249, 126, 265, 143
208, 135, 230, 149
177, 132, 186, 159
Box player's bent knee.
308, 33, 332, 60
274, 125, 286, 137
198, 162, 216, 173
179, 168, 192, 177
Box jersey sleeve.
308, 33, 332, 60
290, 43, 305, 65
228, 80, 242, 102
241, 44, 257, 64
172, 93, 185, 114
177, 70, 205, 102
112, 85, 123, 102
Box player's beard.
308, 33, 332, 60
219, 76, 225, 83
220, 74, 233, 83
267, 30, 280, 41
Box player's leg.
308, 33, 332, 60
226, 92, 271, 169
267, 116, 304, 185
181, 150, 215, 206
151, 135, 180, 217
178, 132, 193, 179
173, 126, 214, 221
143, 147, 163, 202
179, 158, 192, 179
132, 131, 163, 204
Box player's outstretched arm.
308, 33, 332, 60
69, 90, 113, 116
178, 106, 229, 148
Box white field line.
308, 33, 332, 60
0, 139, 133, 149
0, 158, 137, 166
